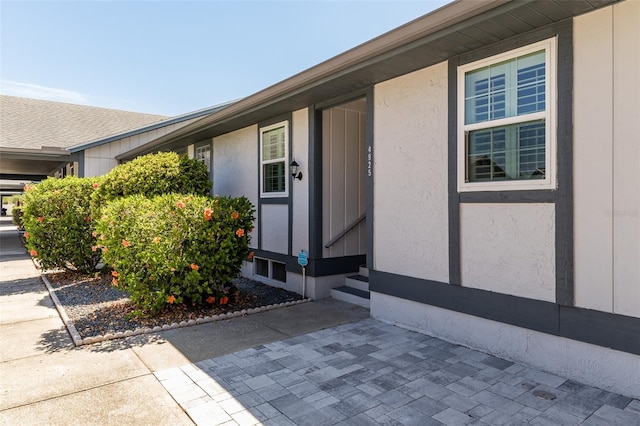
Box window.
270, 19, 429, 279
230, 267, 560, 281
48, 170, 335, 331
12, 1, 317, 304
260, 122, 288, 197
254, 257, 287, 283
458, 38, 556, 191
195, 144, 211, 175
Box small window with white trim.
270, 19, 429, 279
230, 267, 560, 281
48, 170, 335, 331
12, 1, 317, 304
195, 143, 211, 175
458, 38, 556, 192
260, 121, 289, 197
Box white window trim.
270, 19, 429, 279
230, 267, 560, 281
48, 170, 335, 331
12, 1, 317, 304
259, 121, 289, 198
195, 143, 212, 174
457, 37, 557, 192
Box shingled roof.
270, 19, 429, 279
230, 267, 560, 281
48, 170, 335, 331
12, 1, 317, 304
0, 95, 169, 151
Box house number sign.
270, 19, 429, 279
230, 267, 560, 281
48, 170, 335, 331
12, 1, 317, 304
367, 145, 372, 177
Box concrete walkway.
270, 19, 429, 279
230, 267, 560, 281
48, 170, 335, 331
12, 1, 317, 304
1, 216, 639, 425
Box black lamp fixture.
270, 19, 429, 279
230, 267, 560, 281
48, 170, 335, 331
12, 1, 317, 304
290, 159, 303, 180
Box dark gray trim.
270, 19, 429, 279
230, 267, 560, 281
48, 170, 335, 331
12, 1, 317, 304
370, 270, 640, 355
252, 249, 364, 277
448, 20, 575, 304
260, 197, 289, 205
554, 20, 574, 306
447, 55, 461, 286
308, 107, 323, 259
307, 254, 366, 277
460, 191, 556, 203
77, 151, 85, 178
365, 88, 374, 270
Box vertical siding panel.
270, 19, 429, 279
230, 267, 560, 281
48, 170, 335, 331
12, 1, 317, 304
573, 7, 614, 312
613, 0, 640, 317
322, 109, 331, 257
344, 109, 360, 254
331, 108, 347, 256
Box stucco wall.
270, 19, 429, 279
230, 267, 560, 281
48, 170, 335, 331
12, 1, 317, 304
460, 203, 556, 302
212, 125, 259, 245
291, 108, 309, 254
261, 204, 288, 254
373, 61, 449, 283
574, 1, 640, 317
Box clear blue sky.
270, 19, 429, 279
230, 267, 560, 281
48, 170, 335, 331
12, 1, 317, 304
1, 1, 449, 116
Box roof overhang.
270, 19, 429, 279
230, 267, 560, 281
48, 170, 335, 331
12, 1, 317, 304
0, 146, 75, 176
117, 0, 616, 161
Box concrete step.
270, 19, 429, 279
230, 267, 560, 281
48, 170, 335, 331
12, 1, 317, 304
359, 265, 369, 278
345, 274, 369, 292
331, 286, 370, 309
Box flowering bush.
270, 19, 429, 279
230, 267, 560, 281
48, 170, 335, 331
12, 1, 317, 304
96, 193, 254, 316
91, 152, 211, 218
22, 177, 101, 273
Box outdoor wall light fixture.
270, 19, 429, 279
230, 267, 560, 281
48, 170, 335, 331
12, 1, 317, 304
290, 160, 303, 180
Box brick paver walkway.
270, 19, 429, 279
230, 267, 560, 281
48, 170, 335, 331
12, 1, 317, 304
157, 319, 640, 425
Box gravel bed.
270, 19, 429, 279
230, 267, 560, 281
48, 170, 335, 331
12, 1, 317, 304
46, 272, 304, 339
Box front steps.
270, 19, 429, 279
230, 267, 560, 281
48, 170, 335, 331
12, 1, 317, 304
331, 266, 370, 308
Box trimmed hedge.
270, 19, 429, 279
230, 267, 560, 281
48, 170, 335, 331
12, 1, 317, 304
22, 177, 101, 273
91, 152, 211, 217
96, 193, 255, 316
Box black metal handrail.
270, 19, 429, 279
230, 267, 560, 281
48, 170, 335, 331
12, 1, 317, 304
324, 213, 366, 248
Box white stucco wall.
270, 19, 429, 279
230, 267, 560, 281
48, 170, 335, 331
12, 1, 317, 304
460, 203, 556, 302
212, 125, 259, 244
371, 293, 640, 398
574, 1, 640, 317
373, 61, 449, 283
291, 108, 309, 254
261, 204, 288, 254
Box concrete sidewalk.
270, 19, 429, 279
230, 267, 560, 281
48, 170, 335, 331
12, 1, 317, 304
1, 216, 639, 425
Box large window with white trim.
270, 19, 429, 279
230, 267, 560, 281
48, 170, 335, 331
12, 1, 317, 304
260, 121, 288, 197
458, 38, 556, 191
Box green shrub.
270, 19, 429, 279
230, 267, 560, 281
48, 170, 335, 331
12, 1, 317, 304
22, 177, 101, 273
91, 152, 211, 217
96, 193, 255, 316
11, 197, 24, 229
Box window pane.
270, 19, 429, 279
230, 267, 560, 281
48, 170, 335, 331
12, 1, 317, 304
195, 145, 211, 173
263, 161, 285, 193
262, 126, 285, 161
465, 50, 545, 125
468, 120, 545, 182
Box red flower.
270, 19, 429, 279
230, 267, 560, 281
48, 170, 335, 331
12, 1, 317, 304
152, 237, 161, 244
167, 295, 176, 304
111, 271, 119, 277
91, 246, 98, 252
247, 251, 254, 260
92, 231, 98, 238
206, 296, 215, 304
102, 247, 108, 253
92, 182, 99, 189
220, 296, 229, 305
112, 278, 118, 287
231, 211, 239, 220
204, 207, 213, 221
121, 239, 131, 248
176, 201, 186, 209
29, 249, 38, 257
236, 228, 245, 238
24, 232, 29, 239
190, 263, 199, 271
37, 216, 44, 223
